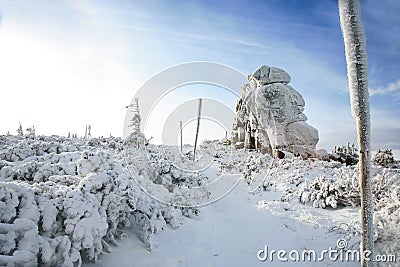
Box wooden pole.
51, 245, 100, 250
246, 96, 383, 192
193, 98, 202, 160
339, 0, 374, 265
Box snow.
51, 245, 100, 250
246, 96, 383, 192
339, 0, 369, 120
1, 134, 399, 266
0, 135, 196, 266
83, 179, 360, 267
233, 65, 319, 156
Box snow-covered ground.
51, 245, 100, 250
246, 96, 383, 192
84, 176, 361, 267
1, 134, 399, 266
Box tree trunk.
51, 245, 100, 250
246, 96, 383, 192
338, 0, 374, 266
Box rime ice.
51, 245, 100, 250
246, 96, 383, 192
231, 65, 319, 157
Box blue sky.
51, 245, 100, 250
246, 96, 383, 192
0, 0, 399, 152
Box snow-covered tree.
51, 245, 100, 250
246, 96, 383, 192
373, 149, 395, 167
17, 122, 24, 136
87, 125, 92, 138
338, 0, 374, 265
26, 126, 35, 138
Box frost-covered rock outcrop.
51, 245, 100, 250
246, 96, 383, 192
231, 65, 319, 156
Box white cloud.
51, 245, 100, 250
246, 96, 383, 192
369, 79, 400, 96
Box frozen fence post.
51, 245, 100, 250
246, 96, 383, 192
193, 98, 202, 160
338, 0, 374, 265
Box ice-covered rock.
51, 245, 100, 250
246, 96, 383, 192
232, 65, 319, 156
315, 149, 329, 161
249, 65, 291, 85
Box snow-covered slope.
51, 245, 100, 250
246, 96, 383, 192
83, 178, 361, 267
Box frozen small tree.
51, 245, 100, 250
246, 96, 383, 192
128, 98, 141, 134
84, 125, 88, 139
88, 125, 92, 138
26, 126, 36, 138
373, 149, 395, 166
17, 122, 24, 136
338, 0, 374, 265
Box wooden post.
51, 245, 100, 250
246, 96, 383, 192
193, 98, 202, 160
339, 0, 374, 265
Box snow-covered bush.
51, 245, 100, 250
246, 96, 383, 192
0, 134, 196, 266
237, 150, 398, 210
146, 145, 209, 188
298, 170, 360, 208
373, 149, 398, 167
219, 148, 259, 174
123, 144, 208, 214
298, 166, 400, 209
374, 186, 400, 257
235, 149, 400, 258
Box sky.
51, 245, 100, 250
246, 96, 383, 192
0, 0, 399, 152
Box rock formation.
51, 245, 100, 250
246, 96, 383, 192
231, 65, 319, 156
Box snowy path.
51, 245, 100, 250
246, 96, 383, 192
84, 171, 360, 267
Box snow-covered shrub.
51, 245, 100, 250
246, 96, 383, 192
77, 150, 116, 176
237, 153, 322, 197
124, 142, 215, 191
235, 147, 400, 257
298, 165, 400, 209
237, 150, 398, 210
298, 170, 360, 208
374, 186, 400, 257
0, 152, 81, 183
123, 144, 207, 216
0, 134, 192, 266
0, 182, 42, 266
219, 148, 259, 174
373, 149, 397, 167
373, 168, 400, 254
